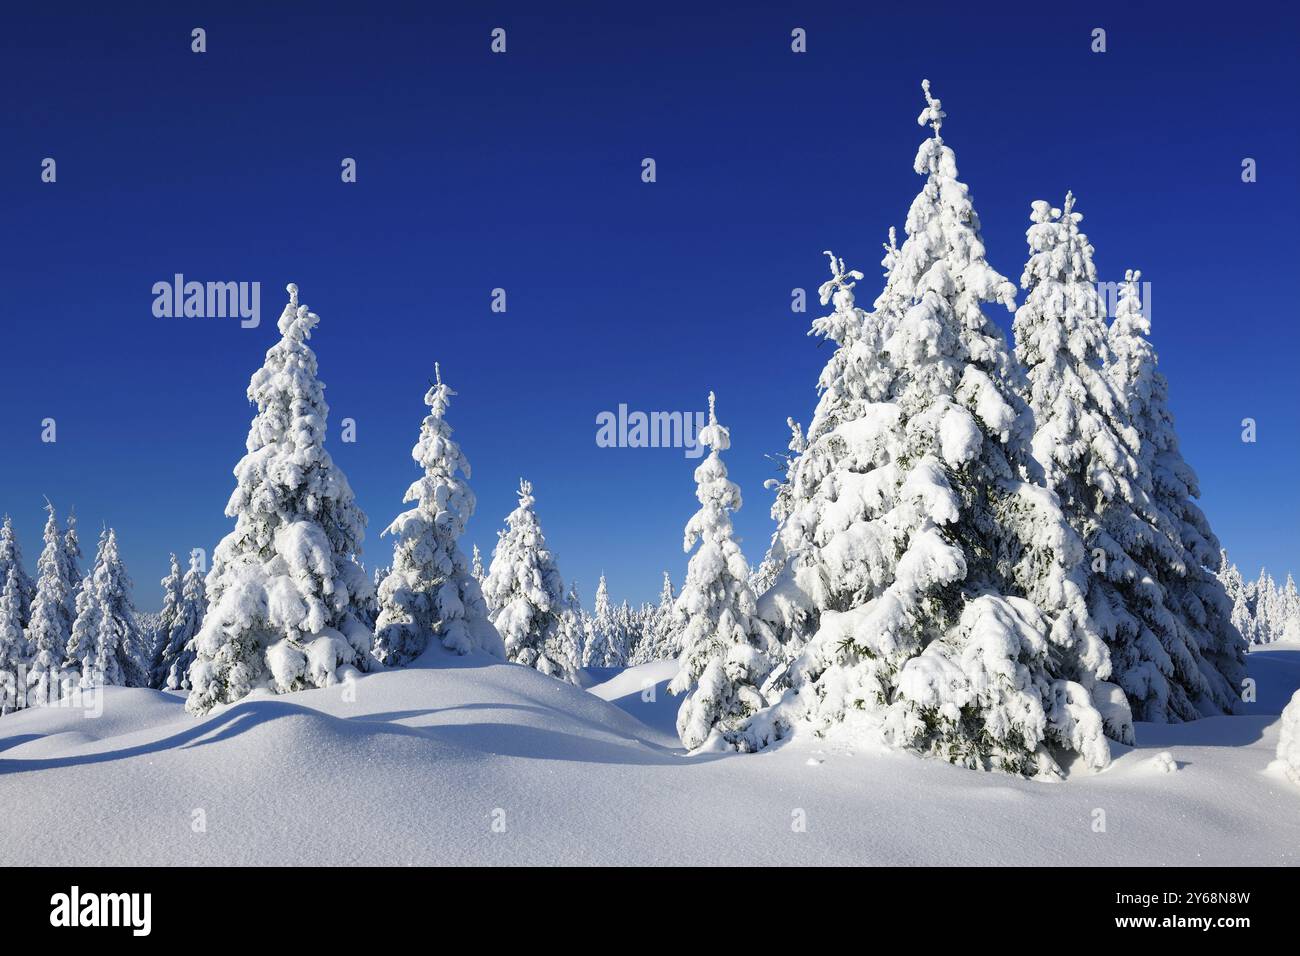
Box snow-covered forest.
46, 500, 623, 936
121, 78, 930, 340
2, 79, 1297, 867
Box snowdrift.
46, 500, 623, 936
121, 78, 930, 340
1, 645, 1297, 866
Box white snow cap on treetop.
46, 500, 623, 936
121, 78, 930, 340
699, 391, 730, 454
918, 78, 945, 134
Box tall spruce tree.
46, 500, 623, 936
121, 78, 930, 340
63, 512, 82, 624
159, 553, 208, 690
25, 505, 78, 704
0, 569, 26, 713
186, 284, 376, 715
1218, 551, 1256, 645
373, 365, 503, 666
1105, 271, 1245, 712
582, 574, 628, 667
0, 516, 35, 629
150, 554, 184, 686
750, 82, 1115, 774
669, 393, 776, 750
1015, 197, 1234, 723
66, 528, 148, 687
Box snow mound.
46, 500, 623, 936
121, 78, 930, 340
1143, 751, 1178, 774
1, 649, 1298, 865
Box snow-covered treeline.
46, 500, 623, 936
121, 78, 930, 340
0, 505, 208, 713
1218, 553, 1300, 645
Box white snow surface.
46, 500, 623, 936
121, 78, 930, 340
2, 643, 1297, 866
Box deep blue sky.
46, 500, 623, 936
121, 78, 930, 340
2, 1, 1296, 610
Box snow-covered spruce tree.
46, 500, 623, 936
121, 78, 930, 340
554, 602, 585, 679
149, 553, 184, 686
630, 572, 677, 664
0, 516, 35, 628
471, 544, 486, 585
750, 82, 1116, 775
481, 480, 576, 682
582, 574, 628, 667
372, 365, 503, 666
1281, 575, 1300, 641
1279, 690, 1300, 785
65, 528, 148, 687
1218, 552, 1256, 646
654, 571, 676, 655
582, 575, 608, 666
617, 600, 640, 661
565, 579, 583, 622
62, 512, 83, 623
186, 284, 376, 715
631, 602, 655, 661
1016, 199, 1231, 724
0, 569, 26, 713
24, 505, 78, 704
756, 247, 893, 657
752, 417, 807, 599
1254, 569, 1280, 643
1105, 271, 1246, 709
159, 554, 207, 690
669, 392, 776, 751
565, 579, 593, 663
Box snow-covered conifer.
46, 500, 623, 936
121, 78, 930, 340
66, 528, 147, 687
149, 554, 184, 686
582, 574, 627, 667
186, 285, 376, 715
481, 480, 575, 682
471, 544, 485, 585
24, 505, 78, 704
1016, 195, 1222, 725
617, 601, 640, 661
581, 576, 605, 666
1280, 575, 1300, 642
752, 418, 806, 599
750, 83, 1115, 774
0, 570, 26, 713
630, 572, 677, 664
158, 555, 207, 690
62, 512, 83, 621
669, 392, 776, 751
372, 365, 503, 666
1278, 690, 1300, 786
1218, 552, 1256, 646
1105, 271, 1245, 710
1255, 570, 1280, 643
0, 516, 35, 628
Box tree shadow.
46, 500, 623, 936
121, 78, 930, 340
0, 695, 717, 776
0, 733, 44, 754
345, 702, 693, 762
1132, 715, 1273, 749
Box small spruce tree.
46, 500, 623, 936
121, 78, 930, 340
373, 365, 503, 665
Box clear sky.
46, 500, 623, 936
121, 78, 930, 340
2, 1, 1296, 610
